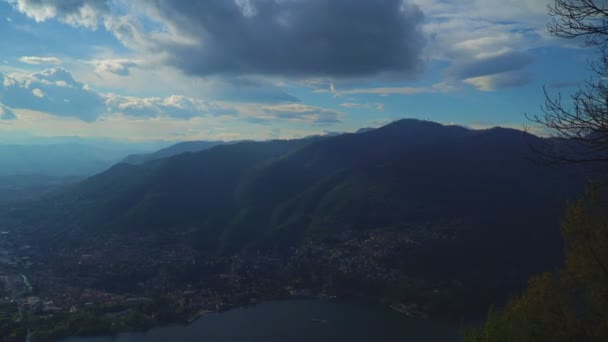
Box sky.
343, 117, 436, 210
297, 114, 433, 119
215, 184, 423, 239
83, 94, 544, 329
0, 0, 595, 142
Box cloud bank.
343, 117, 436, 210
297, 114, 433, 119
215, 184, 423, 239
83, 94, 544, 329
0, 68, 238, 121
0, 67, 342, 125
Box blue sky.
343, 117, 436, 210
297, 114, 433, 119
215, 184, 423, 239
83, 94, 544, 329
0, 0, 593, 141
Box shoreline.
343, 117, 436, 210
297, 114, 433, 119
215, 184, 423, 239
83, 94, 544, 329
59, 297, 453, 341
57, 295, 453, 341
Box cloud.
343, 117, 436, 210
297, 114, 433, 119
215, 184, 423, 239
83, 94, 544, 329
317, 82, 451, 97
0, 103, 17, 120
246, 117, 273, 125
111, 0, 427, 79
212, 77, 300, 103
1, 67, 240, 121
332, 86, 432, 96
262, 104, 343, 125
340, 103, 370, 109
91, 59, 139, 76
19, 56, 62, 65
105, 94, 237, 119
9, 0, 110, 29
0, 67, 106, 121
340, 102, 385, 112
31, 88, 44, 97
463, 71, 532, 91
449, 50, 534, 80
410, 0, 548, 91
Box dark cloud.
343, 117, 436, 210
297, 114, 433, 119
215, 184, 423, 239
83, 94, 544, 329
137, 0, 426, 79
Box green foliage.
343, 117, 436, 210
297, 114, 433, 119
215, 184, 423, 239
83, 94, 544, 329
0, 302, 25, 342
562, 185, 608, 316
29, 311, 113, 341
465, 186, 608, 341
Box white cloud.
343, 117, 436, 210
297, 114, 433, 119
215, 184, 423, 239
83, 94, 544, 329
340, 103, 370, 109
410, 0, 552, 90
463, 71, 531, 91
317, 82, 451, 97
1, 68, 105, 121
105, 94, 237, 119
9, 0, 110, 29
340, 102, 385, 112
31, 88, 44, 97
262, 103, 344, 124
90, 59, 139, 76
0, 67, 242, 121
19, 56, 62, 65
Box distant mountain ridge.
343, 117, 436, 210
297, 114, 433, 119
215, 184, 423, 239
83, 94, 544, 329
120, 128, 382, 166
121, 140, 225, 165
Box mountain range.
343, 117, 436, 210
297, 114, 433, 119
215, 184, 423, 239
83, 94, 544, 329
22, 119, 584, 245
7, 119, 587, 317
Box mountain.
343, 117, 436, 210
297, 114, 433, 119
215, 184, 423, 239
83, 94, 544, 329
25, 120, 583, 245
10, 119, 586, 317
121, 140, 225, 165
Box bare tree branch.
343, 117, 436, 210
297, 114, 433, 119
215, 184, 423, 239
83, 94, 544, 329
533, 1, 608, 165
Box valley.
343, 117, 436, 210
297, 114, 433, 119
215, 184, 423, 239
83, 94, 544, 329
0, 120, 587, 340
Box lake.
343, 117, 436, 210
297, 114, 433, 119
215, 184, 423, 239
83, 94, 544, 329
63, 299, 461, 342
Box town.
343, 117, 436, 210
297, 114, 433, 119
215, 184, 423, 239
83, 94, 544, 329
0, 220, 461, 340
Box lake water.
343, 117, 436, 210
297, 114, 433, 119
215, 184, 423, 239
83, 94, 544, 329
63, 299, 461, 342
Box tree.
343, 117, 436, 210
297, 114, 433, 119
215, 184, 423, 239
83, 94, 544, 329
527, 0, 608, 164
464, 187, 608, 341
464, 3, 608, 340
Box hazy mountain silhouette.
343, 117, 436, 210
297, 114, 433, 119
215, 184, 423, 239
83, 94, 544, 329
122, 141, 225, 165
